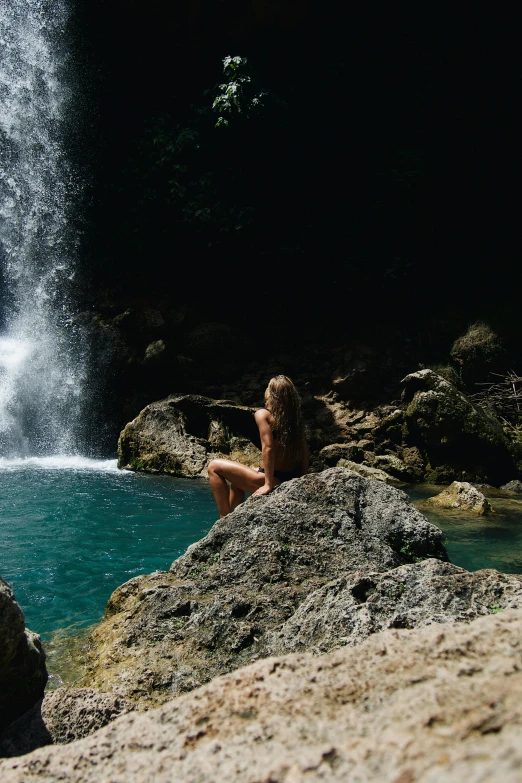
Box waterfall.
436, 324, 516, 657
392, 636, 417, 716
0, 0, 85, 457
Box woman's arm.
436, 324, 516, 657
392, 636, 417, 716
253, 408, 275, 495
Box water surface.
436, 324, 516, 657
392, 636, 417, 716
0, 457, 215, 639
407, 484, 522, 575
3, 461, 522, 686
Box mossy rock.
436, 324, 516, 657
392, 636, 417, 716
402, 369, 515, 485
450, 322, 505, 387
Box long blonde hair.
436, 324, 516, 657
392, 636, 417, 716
265, 375, 305, 464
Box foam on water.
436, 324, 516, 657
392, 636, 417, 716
0, 455, 124, 472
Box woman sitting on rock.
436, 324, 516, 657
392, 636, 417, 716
208, 375, 309, 518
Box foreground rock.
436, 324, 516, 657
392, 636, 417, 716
2, 610, 522, 782
0, 689, 132, 758
402, 369, 515, 484
267, 558, 522, 655
80, 469, 447, 707
117, 394, 261, 475
0, 578, 47, 732
426, 481, 493, 515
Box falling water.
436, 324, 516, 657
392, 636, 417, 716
0, 0, 85, 456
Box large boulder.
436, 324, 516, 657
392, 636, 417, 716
1, 610, 522, 782
0, 578, 47, 732
267, 559, 522, 655
117, 394, 261, 476
402, 368, 515, 484
79, 468, 447, 708
0, 688, 133, 758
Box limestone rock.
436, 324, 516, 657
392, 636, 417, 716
79, 469, 446, 708
0, 689, 132, 758
501, 479, 522, 493
2, 610, 522, 782
427, 481, 493, 515
266, 558, 522, 655
402, 368, 514, 484
143, 339, 167, 363
336, 459, 396, 484
373, 453, 414, 481
0, 578, 47, 732
317, 442, 364, 467
117, 394, 261, 476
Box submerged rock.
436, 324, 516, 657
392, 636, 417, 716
427, 481, 493, 515
2, 610, 522, 783
79, 468, 447, 708
402, 368, 515, 484
0, 578, 47, 733
266, 559, 522, 655
117, 394, 261, 476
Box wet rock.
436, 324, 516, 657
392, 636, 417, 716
402, 368, 515, 484
117, 394, 261, 476
0, 578, 47, 732
266, 559, 522, 655
0, 689, 132, 758
501, 479, 522, 493
426, 481, 493, 515
2, 611, 522, 783
79, 469, 446, 708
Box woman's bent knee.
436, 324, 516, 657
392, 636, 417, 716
208, 458, 229, 477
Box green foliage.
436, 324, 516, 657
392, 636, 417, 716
399, 544, 423, 563
212, 56, 267, 128
131, 110, 255, 246
388, 582, 406, 600
490, 605, 503, 614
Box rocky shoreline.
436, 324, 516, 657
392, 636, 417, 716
2, 466, 522, 778
2, 610, 522, 782
2, 335, 522, 776
117, 369, 522, 488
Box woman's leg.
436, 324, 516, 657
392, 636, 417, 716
208, 459, 267, 518
229, 486, 245, 512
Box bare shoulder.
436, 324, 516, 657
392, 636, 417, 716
255, 408, 274, 430
255, 407, 270, 422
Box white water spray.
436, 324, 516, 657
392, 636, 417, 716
0, 0, 85, 457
